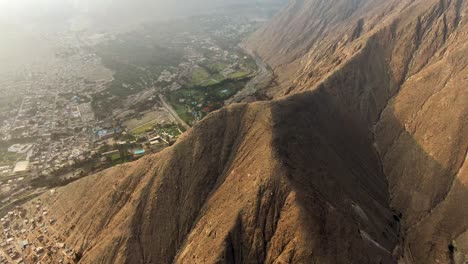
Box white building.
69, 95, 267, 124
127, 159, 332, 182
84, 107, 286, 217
13, 161, 30, 174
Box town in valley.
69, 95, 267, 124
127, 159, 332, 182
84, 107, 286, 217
0, 11, 279, 263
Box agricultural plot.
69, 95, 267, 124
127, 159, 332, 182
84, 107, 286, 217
167, 78, 250, 124
124, 109, 174, 130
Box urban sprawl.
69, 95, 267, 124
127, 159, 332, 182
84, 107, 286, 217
0, 15, 267, 263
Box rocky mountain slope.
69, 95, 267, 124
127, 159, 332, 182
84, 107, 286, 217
21, 0, 467, 263
247, 0, 468, 262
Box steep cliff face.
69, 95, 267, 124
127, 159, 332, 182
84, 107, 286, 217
245, 0, 405, 98
21, 0, 467, 263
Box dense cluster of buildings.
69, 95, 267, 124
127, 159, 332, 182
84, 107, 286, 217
0, 191, 79, 263
0, 30, 117, 220
0, 28, 115, 174
0, 92, 97, 175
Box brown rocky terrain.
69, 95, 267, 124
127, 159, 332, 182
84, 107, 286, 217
18, 0, 467, 263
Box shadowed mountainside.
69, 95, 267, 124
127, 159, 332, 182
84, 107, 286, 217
247, 0, 468, 262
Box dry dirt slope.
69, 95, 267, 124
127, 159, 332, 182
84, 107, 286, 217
41, 100, 399, 263
25, 0, 468, 263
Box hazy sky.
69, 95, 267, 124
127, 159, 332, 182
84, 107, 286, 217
0, 0, 285, 74
0, 0, 230, 67
0, 0, 279, 25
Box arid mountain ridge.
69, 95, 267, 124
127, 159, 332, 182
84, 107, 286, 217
22, 0, 467, 263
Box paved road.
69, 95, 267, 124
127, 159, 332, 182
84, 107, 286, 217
158, 94, 191, 130
12, 97, 27, 127
46, 93, 59, 161
225, 47, 273, 105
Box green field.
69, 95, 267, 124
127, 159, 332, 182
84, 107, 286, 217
191, 68, 211, 86
130, 121, 182, 137
190, 61, 253, 88
205, 62, 230, 72
130, 121, 159, 135
167, 78, 250, 124
172, 103, 195, 124
110, 153, 121, 162
228, 71, 252, 79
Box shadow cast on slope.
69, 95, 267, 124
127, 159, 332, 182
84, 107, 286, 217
269, 88, 467, 263
270, 90, 398, 263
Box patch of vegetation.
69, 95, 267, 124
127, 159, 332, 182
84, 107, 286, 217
91, 32, 184, 118
96, 33, 182, 69
130, 121, 159, 135
191, 67, 212, 86
241, 55, 258, 72
190, 61, 253, 88
228, 71, 251, 79
99, 56, 150, 97
121, 133, 137, 142
110, 152, 121, 162
201, 78, 220, 87
167, 78, 250, 124
172, 103, 195, 124
155, 124, 182, 137
204, 61, 230, 73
